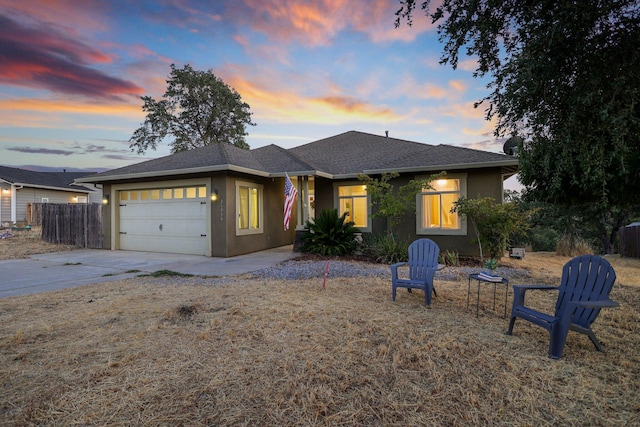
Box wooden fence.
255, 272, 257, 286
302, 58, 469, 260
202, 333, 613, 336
41, 203, 103, 248
619, 225, 640, 259
27, 203, 44, 226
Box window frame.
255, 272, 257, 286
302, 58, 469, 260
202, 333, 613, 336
334, 182, 371, 232
416, 173, 467, 236
235, 180, 264, 236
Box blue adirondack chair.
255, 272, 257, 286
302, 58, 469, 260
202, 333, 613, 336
506, 254, 619, 359
391, 238, 440, 306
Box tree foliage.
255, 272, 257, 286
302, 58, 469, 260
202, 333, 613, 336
452, 197, 529, 261
130, 64, 255, 154
396, 1, 640, 253
357, 172, 441, 236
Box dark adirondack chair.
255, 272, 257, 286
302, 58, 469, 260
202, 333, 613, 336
506, 254, 619, 359
391, 238, 440, 306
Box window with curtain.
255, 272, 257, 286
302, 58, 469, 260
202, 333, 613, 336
236, 181, 263, 235
337, 184, 369, 229
417, 177, 465, 235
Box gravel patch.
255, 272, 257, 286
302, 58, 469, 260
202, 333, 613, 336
251, 259, 534, 282
251, 260, 390, 280
130, 260, 534, 285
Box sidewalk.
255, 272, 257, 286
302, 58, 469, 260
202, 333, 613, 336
0, 246, 296, 298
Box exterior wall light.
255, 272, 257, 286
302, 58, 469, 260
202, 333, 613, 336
211, 189, 219, 202
102, 195, 110, 205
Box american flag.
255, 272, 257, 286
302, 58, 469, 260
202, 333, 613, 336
284, 173, 298, 230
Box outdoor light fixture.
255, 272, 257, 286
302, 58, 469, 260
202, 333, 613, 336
102, 195, 109, 205
211, 189, 219, 202
1, 188, 9, 194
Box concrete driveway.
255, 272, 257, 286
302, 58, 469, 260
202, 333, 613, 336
0, 246, 296, 298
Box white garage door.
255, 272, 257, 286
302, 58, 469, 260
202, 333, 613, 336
118, 186, 208, 255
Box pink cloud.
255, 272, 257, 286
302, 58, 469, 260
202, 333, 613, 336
311, 95, 395, 117
0, 13, 143, 99
2, 0, 110, 34
222, 69, 401, 125
236, 0, 435, 46
0, 98, 143, 129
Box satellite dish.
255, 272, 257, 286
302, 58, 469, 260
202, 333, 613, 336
503, 136, 522, 156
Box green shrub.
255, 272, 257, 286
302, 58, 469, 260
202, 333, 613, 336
528, 227, 560, 252
452, 197, 529, 261
301, 209, 359, 256
439, 250, 459, 266
484, 258, 498, 270
363, 234, 409, 264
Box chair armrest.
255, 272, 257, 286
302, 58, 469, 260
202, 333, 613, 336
512, 284, 559, 291
573, 299, 620, 309
390, 262, 408, 280
512, 284, 559, 307
560, 299, 620, 329
390, 262, 408, 269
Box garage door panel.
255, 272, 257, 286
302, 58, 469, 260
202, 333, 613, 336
120, 234, 207, 254
119, 188, 208, 255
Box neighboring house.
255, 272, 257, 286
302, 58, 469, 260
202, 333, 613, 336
0, 166, 102, 226
76, 131, 518, 257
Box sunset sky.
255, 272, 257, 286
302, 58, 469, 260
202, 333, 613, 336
0, 0, 514, 181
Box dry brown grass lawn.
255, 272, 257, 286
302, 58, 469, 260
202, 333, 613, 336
0, 228, 76, 259
1, 237, 639, 425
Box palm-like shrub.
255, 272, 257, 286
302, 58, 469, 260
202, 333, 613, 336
301, 209, 358, 256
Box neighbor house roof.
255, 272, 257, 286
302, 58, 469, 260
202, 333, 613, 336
76, 131, 518, 183
0, 166, 96, 193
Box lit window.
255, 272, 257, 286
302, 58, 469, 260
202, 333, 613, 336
236, 181, 263, 235
337, 184, 369, 229
417, 176, 466, 235
186, 187, 197, 199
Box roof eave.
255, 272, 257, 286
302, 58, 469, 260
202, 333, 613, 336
362, 159, 519, 176
10, 182, 92, 193
75, 164, 272, 183
269, 170, 333, 179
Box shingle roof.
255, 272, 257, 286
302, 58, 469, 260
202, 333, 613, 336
77, 131, 518, 183
91, 143, 267, 178
289, 131, 516, 175
0, 166, 95, 192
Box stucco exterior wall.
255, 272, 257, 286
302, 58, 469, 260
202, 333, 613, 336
100, 173, 296, 258
310, 168, 506, 257
94, 165, 506, 258
223, 173, 296, 257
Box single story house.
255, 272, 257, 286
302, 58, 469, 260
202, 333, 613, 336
0, 166, 102, 227
76, 131, 518, 257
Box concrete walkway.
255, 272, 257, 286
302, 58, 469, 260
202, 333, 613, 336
0, 246, 296, 298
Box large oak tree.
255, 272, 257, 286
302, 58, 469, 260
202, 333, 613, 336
130, 64, 255, 154
397, 0, 640, 252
